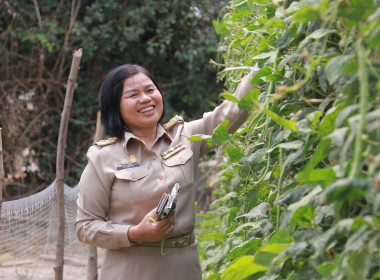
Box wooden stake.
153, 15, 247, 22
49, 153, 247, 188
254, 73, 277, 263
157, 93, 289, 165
86, 111, 104, 280
55, 48, 82, 280
0, 128, 4, 216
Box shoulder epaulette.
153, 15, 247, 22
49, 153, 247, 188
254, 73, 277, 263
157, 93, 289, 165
94, 137, 120, 147
162, 115, 184, 130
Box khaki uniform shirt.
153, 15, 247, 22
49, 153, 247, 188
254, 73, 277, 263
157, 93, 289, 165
75, 73, 255, 280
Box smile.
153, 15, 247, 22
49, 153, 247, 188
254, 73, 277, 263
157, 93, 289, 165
138, 106, 154, 113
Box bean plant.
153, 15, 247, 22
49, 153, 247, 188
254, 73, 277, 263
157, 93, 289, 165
192, 0, 380, 279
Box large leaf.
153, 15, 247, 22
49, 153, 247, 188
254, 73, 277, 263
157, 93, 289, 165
342, 251, 370, 280
290, 205, 316, 230
188, 134, 212, 146
211, 120, 230, 146
220, 93, 240, 103
237, 202, 269, 220
338, 0, 375, 24
227, 238, 264, 259
221, 256, 267, 280
264, 109, 298, 132
319, 106, 343, 137
323, 178, 368, 202
254, 229, 294, 266
226, 147, 245, 163
298, 167, 337, 186
238, 88, 260, 111
325, 55, 354, 85
300, 138, 331, 171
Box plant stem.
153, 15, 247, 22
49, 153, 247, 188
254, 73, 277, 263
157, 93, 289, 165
276, 147, 284, 230
350, 41, 369, 178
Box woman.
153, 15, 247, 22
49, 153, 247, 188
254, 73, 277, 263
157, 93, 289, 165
75, 64, 258, 279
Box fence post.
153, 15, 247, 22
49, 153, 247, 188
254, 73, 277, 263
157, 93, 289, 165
55, 48, 83, 280
86, 111, 104, 280
0, 128, 4, 215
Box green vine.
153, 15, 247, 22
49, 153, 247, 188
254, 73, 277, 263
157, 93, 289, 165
195, 0, 380, 279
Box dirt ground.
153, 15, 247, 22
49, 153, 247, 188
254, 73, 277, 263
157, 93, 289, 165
0, 262, 87, 280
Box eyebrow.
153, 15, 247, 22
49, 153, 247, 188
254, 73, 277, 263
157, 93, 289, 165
123, 83, 155, 95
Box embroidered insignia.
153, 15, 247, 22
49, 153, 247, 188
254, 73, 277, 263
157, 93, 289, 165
120, 157, 129, 166
94, 137, 120, 147
162, 115, 183, 130
129, 155, 138, 164
117, 155, 139, 170
161, 143, 186, 160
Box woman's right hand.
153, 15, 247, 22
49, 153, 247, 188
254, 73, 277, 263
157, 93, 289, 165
127, 207, 175, 243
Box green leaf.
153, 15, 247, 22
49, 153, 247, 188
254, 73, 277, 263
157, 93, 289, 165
302, 138, 331, 171
212, 20, 227, 35
227, 238, 263, 259
252, 51, 276, 60
317, 262, 338, 278
254, 229, 293, 266
343, 251, 370, 280
335, 104, 360, 128
221, 256, 267, 280
188, 134, 212, 146
293, 6, 320, 23
226, 147, 245, 163
338, 0, 375, 24
307, 111, 323, 129
264, 109, 298, 132
323, 178, 368, 202
298, 167, 337, 186
251, 67, 273, 84
220, 93, 240, 103
267, 229, 294, 245
238, 88, 260, 111
368, 25, 380, 49
325, 55, 354, 85
319, 106, 343, 137
240, 148, 267, 163
200, 232, 225, 242
211, 120, 230, 146
277, 140, 304, 150
237, 202, 269, 220
298, 29, 337, 51
290, 205, 316, 230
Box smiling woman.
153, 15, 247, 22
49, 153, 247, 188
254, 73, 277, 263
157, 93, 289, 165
119, 72, 164, 149
75, 63, 259, 280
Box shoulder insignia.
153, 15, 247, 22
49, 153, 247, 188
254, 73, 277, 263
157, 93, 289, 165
94, 137, 120, 147
162, 115, 184, 130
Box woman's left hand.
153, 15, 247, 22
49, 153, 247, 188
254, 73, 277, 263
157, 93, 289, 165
127, 207, 175, 243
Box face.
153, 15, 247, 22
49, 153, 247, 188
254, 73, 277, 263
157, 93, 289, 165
120, 72, 163, 133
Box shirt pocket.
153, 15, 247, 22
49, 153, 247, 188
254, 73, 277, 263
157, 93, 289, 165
113, 166, 154, 204
161, 148, 194, 189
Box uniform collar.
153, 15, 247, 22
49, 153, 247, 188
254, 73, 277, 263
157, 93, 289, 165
122, 124, 172, 147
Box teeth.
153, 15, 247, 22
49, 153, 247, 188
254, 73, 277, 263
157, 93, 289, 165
139, 106, 154, 113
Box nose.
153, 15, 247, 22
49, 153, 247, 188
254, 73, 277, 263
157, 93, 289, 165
139, 92, 151, 103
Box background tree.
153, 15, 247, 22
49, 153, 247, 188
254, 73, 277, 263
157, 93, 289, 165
0, 0, 226, 198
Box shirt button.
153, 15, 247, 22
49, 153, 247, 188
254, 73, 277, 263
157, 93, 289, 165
179, 158, 184, 164
131, 174, 136, 180
152, 156, 157, 161
158, 174, 164, 180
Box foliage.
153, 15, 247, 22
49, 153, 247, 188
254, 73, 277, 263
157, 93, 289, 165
195, 0, 380, 279
0, 0, 225, 197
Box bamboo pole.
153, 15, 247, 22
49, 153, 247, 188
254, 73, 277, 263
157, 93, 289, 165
86, 111, 104, 280
0, 128, 4, 216
55, 48, 82, 280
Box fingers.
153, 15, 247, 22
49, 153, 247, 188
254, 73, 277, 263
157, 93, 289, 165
161, 220, 174, 237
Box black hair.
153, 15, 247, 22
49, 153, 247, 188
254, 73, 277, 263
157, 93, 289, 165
98, 64, 166, 138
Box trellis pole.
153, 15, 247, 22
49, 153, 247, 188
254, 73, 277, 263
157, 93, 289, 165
86, 111, 104, 280
0, 128, 4, 216
55, 48, 82, 280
